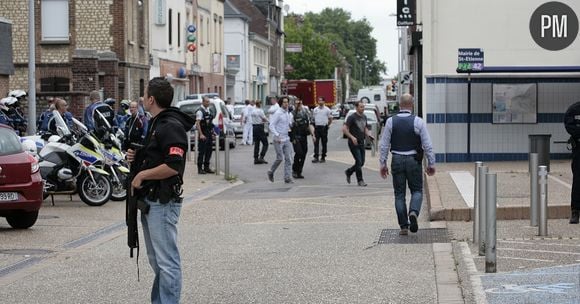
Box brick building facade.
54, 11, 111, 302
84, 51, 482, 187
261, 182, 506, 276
1, 0, 149, 120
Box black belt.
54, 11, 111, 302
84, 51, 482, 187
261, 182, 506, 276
315, 125, 327, 127
253, 123, 264, 126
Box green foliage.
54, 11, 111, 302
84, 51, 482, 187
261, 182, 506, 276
285, 16, 338, 80
285, 8, 387, 91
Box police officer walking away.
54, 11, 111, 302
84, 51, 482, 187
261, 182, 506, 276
196, 96, 216, 174
312, 96, 332, 163
379, 94, 436, 235
291, 99, 315, 178
126, 77, 195, 303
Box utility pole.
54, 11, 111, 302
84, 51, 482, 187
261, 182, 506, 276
27, 0, 36, 135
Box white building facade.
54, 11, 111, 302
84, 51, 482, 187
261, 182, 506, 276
249, 33, 271, 101
416, 0, 580, 162
224, 1, 250, 103
149, 0, 193, 104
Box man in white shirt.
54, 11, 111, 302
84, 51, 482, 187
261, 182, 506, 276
267, 97, 294, 184
312, 97, 333, 163
241, 100, 255, 145
267, 96, 279, 116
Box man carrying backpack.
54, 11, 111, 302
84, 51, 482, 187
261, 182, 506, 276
564, 102, 580, 224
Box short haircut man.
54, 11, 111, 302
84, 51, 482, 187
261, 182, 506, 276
147, 77, 174, 109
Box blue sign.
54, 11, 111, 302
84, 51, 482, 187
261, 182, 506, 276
458, 48, 484, 72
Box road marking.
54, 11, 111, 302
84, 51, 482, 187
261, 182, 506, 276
499, 240, 580, 247
449, 171, 474, 208
485, 256, 555, 263
498, 247, 580, 255
485, 283, 575, 294
548, 175, 572, 189
248, 210, 387, 224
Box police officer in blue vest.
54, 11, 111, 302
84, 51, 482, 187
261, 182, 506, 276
195, 96, 216, 174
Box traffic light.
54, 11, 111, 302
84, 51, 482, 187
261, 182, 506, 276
187, 24, 197, 52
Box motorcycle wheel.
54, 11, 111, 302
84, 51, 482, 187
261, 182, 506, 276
77, 173, 112, 206
110, 167, 127, 201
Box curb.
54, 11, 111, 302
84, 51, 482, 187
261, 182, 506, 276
425, 174, 571, 221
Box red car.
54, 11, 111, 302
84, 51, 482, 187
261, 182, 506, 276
0, 124, 43, 229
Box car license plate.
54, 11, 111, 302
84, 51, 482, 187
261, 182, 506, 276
0, 192, 18, 201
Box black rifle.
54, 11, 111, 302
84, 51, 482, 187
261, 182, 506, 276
126, 143, 144, 258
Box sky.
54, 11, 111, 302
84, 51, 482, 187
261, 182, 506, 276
282, 0, 399, 78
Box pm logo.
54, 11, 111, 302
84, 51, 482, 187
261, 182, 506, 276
530, 1, 578, 51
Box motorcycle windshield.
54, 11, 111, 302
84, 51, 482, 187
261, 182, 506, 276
52, 110, 71, 136
72, 117, 88, 134
95, 108, 112, 130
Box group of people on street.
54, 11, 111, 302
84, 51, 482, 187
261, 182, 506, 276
0, 90, 28, 136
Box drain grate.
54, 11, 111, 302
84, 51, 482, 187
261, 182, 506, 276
247, 187, 291, 193
377, 228, 450, 244
0, 249, 53, 255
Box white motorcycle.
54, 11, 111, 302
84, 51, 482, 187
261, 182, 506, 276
38, 111, 112, 206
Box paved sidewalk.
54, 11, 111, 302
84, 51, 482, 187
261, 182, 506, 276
425, 160, 573, 221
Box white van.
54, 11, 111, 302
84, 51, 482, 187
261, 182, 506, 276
357, 86, 388, 118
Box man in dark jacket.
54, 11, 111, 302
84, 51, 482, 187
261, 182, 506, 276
123, 101, 147, 150
291, 99, 315, 178
126, 77, 195, 304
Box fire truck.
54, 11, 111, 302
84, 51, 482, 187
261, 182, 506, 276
283, 79, 338, 108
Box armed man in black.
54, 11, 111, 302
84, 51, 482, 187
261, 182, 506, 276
291, 99, 315, 178
196, 96, 216, 174
126, 77, 195, 303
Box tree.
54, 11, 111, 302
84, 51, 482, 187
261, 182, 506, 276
284, 15, 338, 80
285, 9, 387, 91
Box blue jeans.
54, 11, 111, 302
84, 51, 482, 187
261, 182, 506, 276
270, 140, 293, 180
141, 198, 182, 304
347, 142, 366, 182
391, 154, 423, 228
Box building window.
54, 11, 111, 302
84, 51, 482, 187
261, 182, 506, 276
138, 0, 145, 45
168, 8, 173, 45
40, 77, 70, 92
41, 0, 69, 42
199, 16, 203, 46
177, 12, 181, 48
206, 18, 210, 45
139, 79, 145, 98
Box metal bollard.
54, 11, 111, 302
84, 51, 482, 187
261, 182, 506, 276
473, 161, 483, 244
485, 172, 497, 273
538, 166, 548, 236
478, 165, 488, 256
529, 153, 539, 227
187, 130, 192, 161
193, 130, 198, 165
224, 133, 230, 180
214, 134, 220, 175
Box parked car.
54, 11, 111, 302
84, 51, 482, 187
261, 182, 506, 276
343, 109, 380, 149
0, 124, 43, 229
330, 105, 341, 119
230, 104, 245, 137
176, 98, 236, 150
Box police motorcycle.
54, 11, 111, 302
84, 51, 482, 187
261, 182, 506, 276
81, 111, 129, 201
38, 110, 113, 206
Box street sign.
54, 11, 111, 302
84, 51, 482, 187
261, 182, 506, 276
285, 43, 303, 53
397, 0, 416, 26
457, 48, 484, 72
